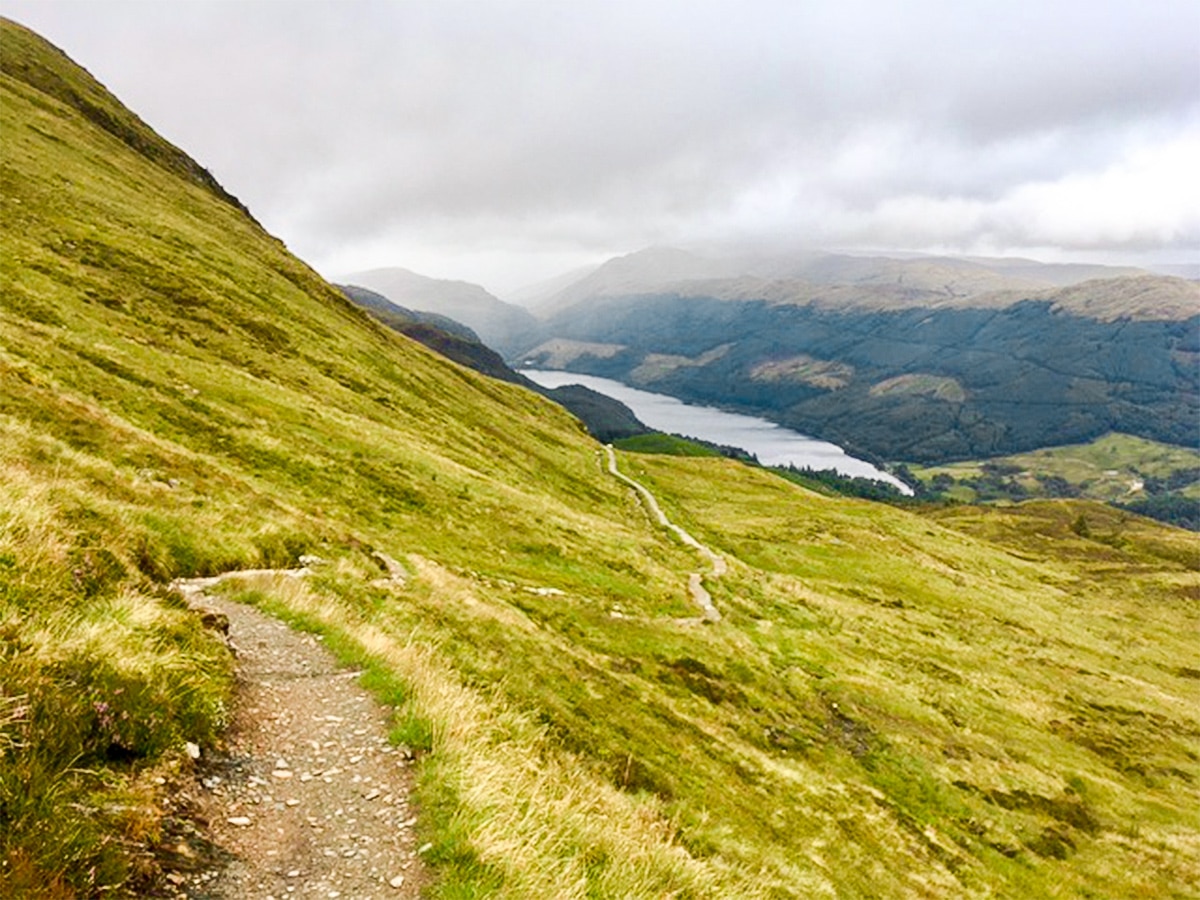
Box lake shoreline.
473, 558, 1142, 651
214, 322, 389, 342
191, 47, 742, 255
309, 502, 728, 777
521, 369, 911, 494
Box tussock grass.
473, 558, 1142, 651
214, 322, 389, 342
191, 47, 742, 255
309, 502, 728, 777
1, 458, 235, 895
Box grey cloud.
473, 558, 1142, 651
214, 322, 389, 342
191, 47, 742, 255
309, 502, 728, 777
1, 0, 1196, 291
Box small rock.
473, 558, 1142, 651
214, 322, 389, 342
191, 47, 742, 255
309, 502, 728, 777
227, 816, 252, 827
185, 741, 201, 760
389, 874, 405, 888
286, 798, 301, 807
371, 551, 407, 583
417, 842, 433, 855
272, 769, 293, 779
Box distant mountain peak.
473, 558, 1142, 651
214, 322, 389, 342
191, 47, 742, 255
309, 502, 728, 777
342, 267, 542, 356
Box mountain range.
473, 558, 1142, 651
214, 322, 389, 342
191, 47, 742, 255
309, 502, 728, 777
516, 247, 1199, 464
338, 247, 1197, 468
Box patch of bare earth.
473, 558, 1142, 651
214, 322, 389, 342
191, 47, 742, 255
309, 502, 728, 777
161, 591, 428, 900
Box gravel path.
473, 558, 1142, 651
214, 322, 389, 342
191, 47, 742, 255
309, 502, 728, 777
604, 445, 725, 622
166, 580, 428, 899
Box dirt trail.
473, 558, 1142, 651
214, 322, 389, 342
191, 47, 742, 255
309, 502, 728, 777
165, 575, 428, 899
604, 445, 725, 622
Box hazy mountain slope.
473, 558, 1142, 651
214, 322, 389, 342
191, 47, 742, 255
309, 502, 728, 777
533, 246, 1154, 317
343, 266, 542, 355
507, 262, 599, 310
531, 246, 743, 315
961, 255, 1150, 286
337, 285, 648, 442
338, 282, 482, 341
2, 20, 1196, 900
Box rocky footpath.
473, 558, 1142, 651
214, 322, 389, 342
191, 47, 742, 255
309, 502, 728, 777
160, 588, 428, 899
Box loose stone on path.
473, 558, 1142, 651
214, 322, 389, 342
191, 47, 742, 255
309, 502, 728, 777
166, 586, 428, 899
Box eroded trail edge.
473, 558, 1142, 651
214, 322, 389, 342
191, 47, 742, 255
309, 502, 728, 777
604, 445, 725, 622
168, 574, 427, 899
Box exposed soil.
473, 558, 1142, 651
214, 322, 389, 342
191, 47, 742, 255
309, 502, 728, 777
159, 582, 428, 899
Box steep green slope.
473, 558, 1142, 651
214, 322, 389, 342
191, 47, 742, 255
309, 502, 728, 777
2, 19, 1197, 899
0, 15, 253, 221
0, 19, 704, 895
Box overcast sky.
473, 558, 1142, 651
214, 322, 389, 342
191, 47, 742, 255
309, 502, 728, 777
3, 0, 1197, 295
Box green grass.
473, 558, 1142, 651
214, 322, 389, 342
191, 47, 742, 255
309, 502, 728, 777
612, 432, 723, 457
620, 454, 1200, 897
3, 18, 1198, 898
912, 432, 1200, 502
0, 450, 236, 896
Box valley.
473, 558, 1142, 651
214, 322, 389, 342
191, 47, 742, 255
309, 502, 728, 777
521, 368, 909, 490
2, 18, 1198, 900
517, 284, 1198, 466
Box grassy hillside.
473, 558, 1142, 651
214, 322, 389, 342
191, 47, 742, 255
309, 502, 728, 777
2, 19, 1197, 899
910, 433, 1200, 529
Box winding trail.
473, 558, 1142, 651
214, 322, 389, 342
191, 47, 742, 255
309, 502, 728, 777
165, 573, 427, 899
604, 445, 726, 622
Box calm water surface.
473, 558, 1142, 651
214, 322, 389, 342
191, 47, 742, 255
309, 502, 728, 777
522, 369, 911, 494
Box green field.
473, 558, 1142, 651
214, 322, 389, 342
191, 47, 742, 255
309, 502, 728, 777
3, 19, 1198, 899
912, 433, 1200, 502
